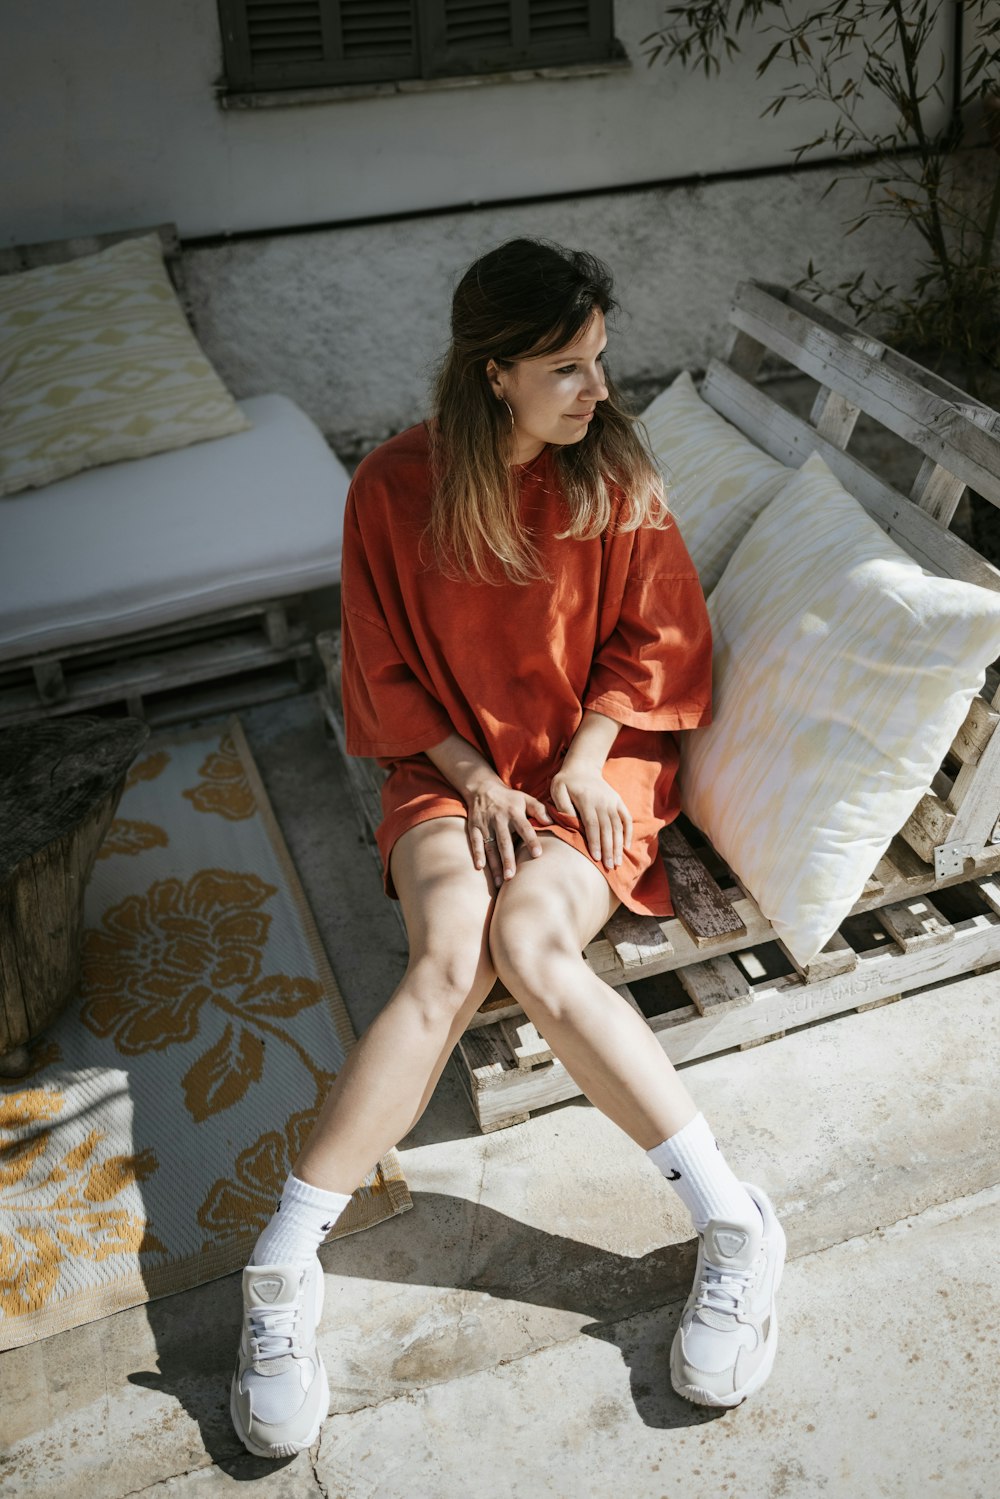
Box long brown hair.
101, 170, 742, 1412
429, 238, 667, 584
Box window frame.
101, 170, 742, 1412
216, 0, 621, 100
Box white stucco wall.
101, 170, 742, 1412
183, 161, 933, 461
2, 0, 953, 242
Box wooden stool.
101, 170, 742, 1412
0, 715, 150, 1075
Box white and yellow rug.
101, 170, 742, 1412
0, 715, 410, 1352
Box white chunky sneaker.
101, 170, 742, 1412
230, 1257, 330, 1459
671, 1181, 786, 1408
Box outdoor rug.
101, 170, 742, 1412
0, 714, 410, 1352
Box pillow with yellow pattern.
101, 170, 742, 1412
0, 234, 249, 497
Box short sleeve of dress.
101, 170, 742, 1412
340, 481, 454, 759
583, 515, 713, 732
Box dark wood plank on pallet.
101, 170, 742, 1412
659, 823, 747, 945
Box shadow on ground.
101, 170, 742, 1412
128, 1188, 720, 1478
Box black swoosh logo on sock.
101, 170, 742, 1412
665, 1169, 682, 1181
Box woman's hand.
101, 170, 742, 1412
466, 778, 552, 888
549, 709, 631, 871
423, 732, 551, 887
550, 765, 632, 871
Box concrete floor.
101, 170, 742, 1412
2, 692, 998, 1499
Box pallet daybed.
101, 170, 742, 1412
0, 225, 351, 728
318, 279, 1000, 1133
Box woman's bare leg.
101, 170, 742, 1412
294, 818, 496, 1193
488, 836, 698, 1149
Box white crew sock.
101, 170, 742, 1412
251, 1173, 352, 1269
646, 1112, 762, 1238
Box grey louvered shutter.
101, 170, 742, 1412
217, 0, 420, 90
420, 1, 614, 78
217, 0, 615, 91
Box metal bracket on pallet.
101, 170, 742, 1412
934, 841, 980, 880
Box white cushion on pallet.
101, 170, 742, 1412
0, 393, 350, 664
639, 369, 791, 593
680, 451, 1000, 966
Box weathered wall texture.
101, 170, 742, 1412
184, 163, 927, 462
1, 0, 951, 242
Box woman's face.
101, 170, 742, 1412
487, 308, 610, 466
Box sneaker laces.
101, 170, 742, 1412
695, 1259, 756, 1320
249, 1299, 301, 1362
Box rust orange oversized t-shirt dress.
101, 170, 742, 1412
340, 422, 713, 917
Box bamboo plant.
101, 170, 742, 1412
644, 1, 1000, 395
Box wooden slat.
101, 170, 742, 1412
874, 896, 955, 952
809, 333, 885, 448
899, 793, 957, 862
946, 685, 1000, 847
723, 325, 768, 380
784, 929, 857, 982
701, 361, 1000, 593
950, 695, 1000, 767
263, 604, 290, 650
727, 281, 1000, 505
659, 823, 747, 944
776, 284, 998, 412
498, 1015, 552, 1070
909, 458, 967, 526
32, 660, 66, 704
676, 954, 753, 1013
976, 877, 1000, 916
603, 906, 673, 975
911, 408, 998, 524
870, 836, 932, 890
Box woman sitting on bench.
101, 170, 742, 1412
230, 237, 787, 1459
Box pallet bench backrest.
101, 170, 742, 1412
704, 281, 1000, 876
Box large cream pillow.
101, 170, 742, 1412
639, 370, 790, 592
0, 234, 250, 496
680, 451, 1000, 965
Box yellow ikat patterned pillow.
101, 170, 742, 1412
680, 451, 1000, 966
639, 370, 791, 592
0, 234, 250, 497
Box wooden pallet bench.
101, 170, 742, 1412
0, 595, 318, 729
318, 278, 1000, 1132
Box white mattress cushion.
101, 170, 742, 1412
0, 394, 350, 663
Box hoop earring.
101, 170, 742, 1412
499, 396, 515, 431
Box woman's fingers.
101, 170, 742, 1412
513, 811, 544, 860
611, 811, 623, 869
493, 816, 518, 885
550, 781, 575, 817
527, 796, 552, 826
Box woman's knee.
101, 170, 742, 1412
488, 912, 583, 1020
398, 947, 496, 1030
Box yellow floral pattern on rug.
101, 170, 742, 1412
79, 868, 326, 1122
183, 732, 256, 821
0, 1085, 167, 1319
97, 750, 171, 861
198, 1105, 331, 1248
